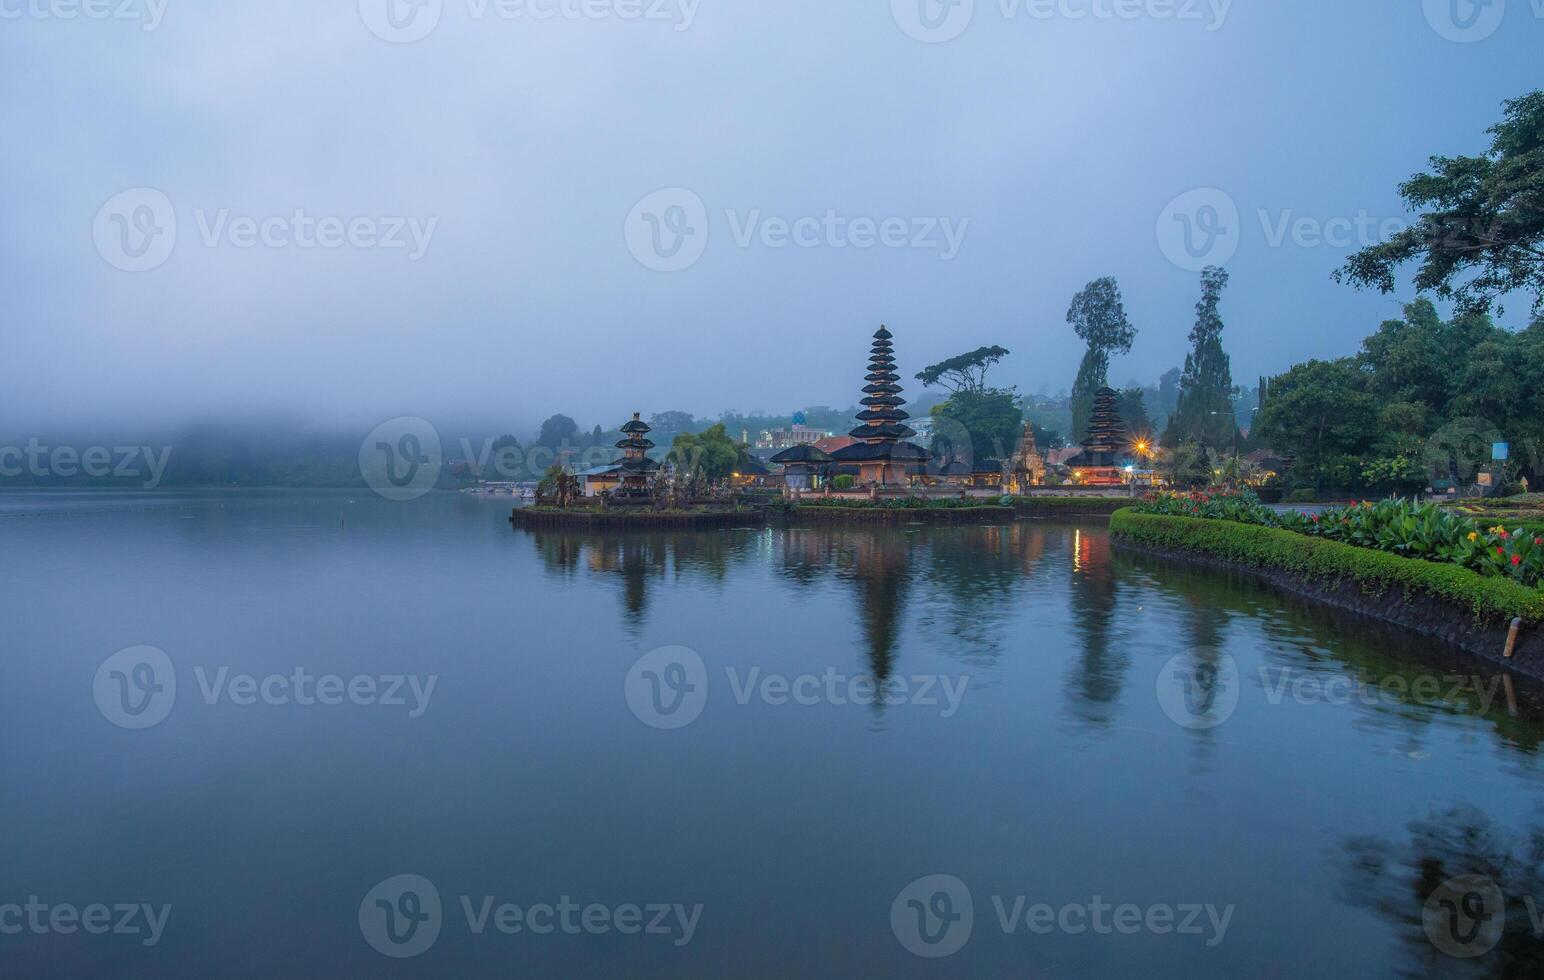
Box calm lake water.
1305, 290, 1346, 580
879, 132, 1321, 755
4, 489, 1544, 977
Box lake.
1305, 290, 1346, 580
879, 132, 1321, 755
4, 489, 1543, 977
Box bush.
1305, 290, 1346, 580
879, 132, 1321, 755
798, 497, 1006, 510
1110, 509, 1544, 624
1128, 492, 1544, 589
1287, 488, 1317, 504
832, 475, 855, 491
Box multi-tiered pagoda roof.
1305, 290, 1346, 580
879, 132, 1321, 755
613, 412, 662, 483
1074, 387, 1126, 469
832, 327, 932, 474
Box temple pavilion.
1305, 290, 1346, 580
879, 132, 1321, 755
612, 413, 662, 499
1069, 387, 1127, 486
830, 326, 932, 485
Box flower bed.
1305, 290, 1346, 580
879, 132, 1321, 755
1132, 491, 1544, 590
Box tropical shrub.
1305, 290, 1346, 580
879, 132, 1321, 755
1130, 492, 1544, 588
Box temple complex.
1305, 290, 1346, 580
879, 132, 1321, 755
830, 326, 932, 485
1070, 387, 1126, 486
612, 413, 662, 500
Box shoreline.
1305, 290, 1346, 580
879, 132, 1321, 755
1110, 509, 1544, 680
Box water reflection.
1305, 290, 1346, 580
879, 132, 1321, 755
528, 528, 759, 629
1341, 806, 1544, 977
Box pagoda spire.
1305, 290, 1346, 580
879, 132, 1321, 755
829, 326, 932, 486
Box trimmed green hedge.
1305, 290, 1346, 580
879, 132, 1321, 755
1109, 508, 1544, 625
1011, 496, 1129, 510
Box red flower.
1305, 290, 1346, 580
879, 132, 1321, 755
1535, 538, 1543, 546
1513, 555, 1523, 566
1497, 547, 1506, 556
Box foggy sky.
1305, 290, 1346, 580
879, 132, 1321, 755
2, 0, 1540, 438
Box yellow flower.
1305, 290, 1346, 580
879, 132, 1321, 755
1468, 532, 1479, 541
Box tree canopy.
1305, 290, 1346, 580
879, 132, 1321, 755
1255, 299, 1544, 494
1338, 90, 1544, 317
536, 414, 578, 450
1067, 277, 1136, 440
915, 346, 1011, 395
668, 423, 753, 483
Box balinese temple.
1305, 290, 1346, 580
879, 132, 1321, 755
612, 413, 662, 498
770, 444, 834, 491
1008, 422, 1046, 493
830, 326, 931, 485
1070, 387, 1127, 486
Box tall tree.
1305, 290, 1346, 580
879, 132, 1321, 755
1164, 267, 1239, 450
1066, 277, 1136, 440
1338, 91, 1544, 318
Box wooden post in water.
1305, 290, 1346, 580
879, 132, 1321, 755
1503, 617, 1523, 659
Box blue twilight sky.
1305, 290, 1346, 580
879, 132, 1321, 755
1, 0, 1540, 435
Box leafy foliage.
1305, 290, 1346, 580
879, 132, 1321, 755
1338, 91, 1544, 317
668, 423, 753, 484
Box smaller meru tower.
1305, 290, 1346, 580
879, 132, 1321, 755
613, 413, 662, 498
